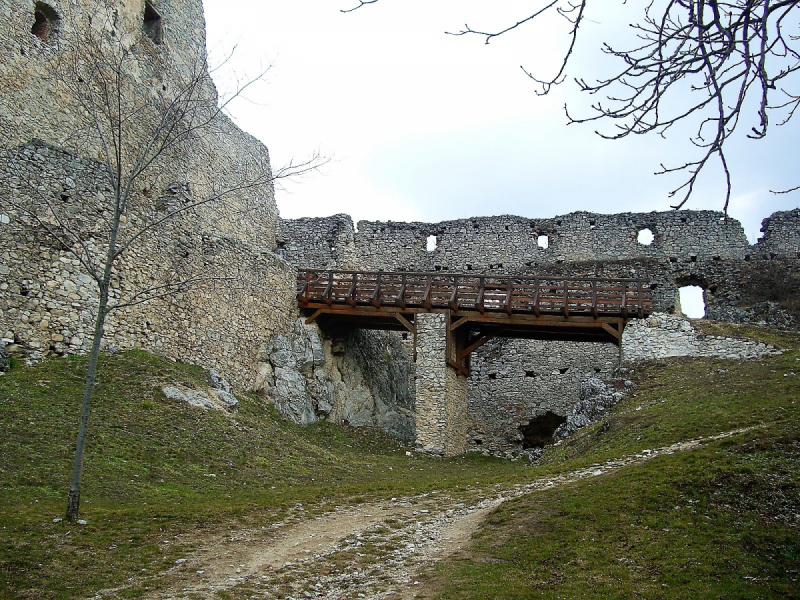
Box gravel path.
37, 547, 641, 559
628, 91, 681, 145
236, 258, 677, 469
104, 427, 755, 600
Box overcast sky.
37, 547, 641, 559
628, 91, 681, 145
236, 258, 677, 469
203, 0, 798, 243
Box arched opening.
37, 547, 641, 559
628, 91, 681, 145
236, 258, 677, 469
637, 228, 655, 245
426, 235, 437, 252
678, 285, 706, 319
31, 2, 59, 42
519, 412, 567, 449
537, 234, 549, 249
143, 1, 163, 44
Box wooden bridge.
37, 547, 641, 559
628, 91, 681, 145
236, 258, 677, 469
297, 269, 653, 376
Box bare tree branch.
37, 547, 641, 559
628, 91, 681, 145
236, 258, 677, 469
342, 0, 800, 208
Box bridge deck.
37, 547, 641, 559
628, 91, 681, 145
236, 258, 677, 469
297, 269, 653, 375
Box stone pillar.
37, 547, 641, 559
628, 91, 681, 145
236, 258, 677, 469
414, 312, 468, 456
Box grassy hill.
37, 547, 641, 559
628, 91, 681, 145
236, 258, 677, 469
0, 324, 798, 599
422, 324, 800, 599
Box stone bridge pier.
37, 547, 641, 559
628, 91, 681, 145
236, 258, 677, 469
414, 313, 468, 456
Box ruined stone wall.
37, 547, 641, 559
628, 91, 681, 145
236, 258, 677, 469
0, 0, 297, 389
755, 209, 800, 258
279, 208, 799, 453
467, 338, 620, 455
622, 313, 782, 362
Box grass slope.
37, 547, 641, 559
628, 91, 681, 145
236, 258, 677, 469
1, 324, 798, 599
424, 326, 800, 599
0, 351, 530, 599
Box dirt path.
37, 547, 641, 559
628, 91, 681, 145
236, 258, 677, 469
100, 427, 755, 600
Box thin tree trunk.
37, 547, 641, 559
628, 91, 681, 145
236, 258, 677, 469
65, 289, 108, 522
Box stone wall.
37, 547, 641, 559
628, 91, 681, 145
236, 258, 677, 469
467, 338, 620, 455
279, 208, 799, 453
0, 0, 297, 389
622, 313, 782, 362
756, 209, 800, 258
414, 312, 468, 455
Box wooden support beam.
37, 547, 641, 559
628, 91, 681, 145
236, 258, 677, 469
304, 309, 323, 325
450, 315, 470, 332
601, 321, 621, 340
395, 313, 415, 334
457, 328, 503, 361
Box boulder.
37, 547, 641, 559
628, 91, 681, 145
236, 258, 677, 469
273, 367, 317, 425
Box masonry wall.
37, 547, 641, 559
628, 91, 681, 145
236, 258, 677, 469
414, 312, 468, 456
279, 208, 800, 453
0, 0, 297, 389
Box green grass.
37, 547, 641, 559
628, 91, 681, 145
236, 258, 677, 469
0, 350, 532, 599
423, 330, 800, 599
2, 327, 798, 599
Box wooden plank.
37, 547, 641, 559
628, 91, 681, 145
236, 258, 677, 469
395, 313, 416, 334
450, 315, 470, 331
601, 321, 621, 340
304, 309, 323, 325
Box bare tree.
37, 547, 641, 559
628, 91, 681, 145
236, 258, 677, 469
1, 3, 321, 522
343, 0, 800, 210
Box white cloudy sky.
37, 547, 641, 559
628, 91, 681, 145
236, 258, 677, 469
203, 0, 798, 242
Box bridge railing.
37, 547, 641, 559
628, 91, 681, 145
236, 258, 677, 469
297, 269, 653, 318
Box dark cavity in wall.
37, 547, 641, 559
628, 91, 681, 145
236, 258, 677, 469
31, 3, 59, 41
143, 1, 163, 44
519, 412, 567, 449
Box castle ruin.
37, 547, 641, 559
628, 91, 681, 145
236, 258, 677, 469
1, 0, 798, 456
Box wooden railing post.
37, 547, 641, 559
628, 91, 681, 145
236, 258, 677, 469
396, 273, 407, 309
477, 277, 485, 313
637, 279, 643, 318
621, 280, 627, 316
424, 275, 432, 310
449, 275, 460, 311
347, 272, 358, 307
323, 271, 334, 306
371, 272, 382, 307
505, 277, 513, 315
562, 279, 570, 317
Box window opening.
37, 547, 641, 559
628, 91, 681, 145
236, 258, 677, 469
637, 228, 654, 245
143, 1, 163, 44
537, 234, 549, 249
678, 285, 705, 319
426, 235, 437, 251
31, 3, 59, 41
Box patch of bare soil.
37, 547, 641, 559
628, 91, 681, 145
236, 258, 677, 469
95, 427, 757, 600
